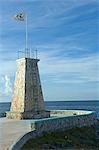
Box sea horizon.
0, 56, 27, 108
0, 100, 99, 118
0, 100, 99, 103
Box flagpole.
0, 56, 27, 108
25, 13, 28, 57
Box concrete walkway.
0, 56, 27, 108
0, 118, 32, 150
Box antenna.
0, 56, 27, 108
35, 49, 38, 59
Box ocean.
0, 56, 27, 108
0, 100, 99, 118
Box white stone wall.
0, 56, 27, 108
11, 58, 26, 112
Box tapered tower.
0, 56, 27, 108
6, 57, 50, 119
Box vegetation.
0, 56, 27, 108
21, 126, 99, 150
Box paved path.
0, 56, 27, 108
0, 118, 32, 150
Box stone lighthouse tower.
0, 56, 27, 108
6, 12, 50, 119
7, 57, 50, 119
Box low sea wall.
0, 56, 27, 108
31, 110, 97, 133
10, 110, 97, 150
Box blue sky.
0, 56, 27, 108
0, 0, 98, 102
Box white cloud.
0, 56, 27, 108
0, 75, 12, 99
38, 49, 99, 83
4, 75, 12, 95
0, 0, 96, 31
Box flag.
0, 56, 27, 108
14, 13, 26, 21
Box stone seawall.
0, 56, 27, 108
10, 110, 97, 150
31, 110, 97, 133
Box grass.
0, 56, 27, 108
21, 126, 99, 150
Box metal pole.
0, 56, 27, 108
35, 49, 38, 59
31, 48, 34, 58
25, 14, 28, 57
